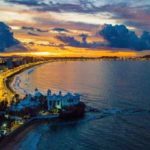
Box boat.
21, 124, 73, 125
59, 102, 85, 119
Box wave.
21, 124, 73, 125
48, 107, 150, 128
12, 75, 28, 95
18, 130, 42, 150
27, 69, 34, 74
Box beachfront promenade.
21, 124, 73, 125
0, 61, 47, 102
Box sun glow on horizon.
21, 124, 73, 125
0, 48, 141, 58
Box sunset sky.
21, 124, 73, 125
0, 0, 150, 57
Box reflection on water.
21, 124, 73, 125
10, 60, 150, 150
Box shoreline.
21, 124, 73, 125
0, 59, 91, 149
0, 60, 51, 102
0, 115, 59, 149
0, 61, 59, 148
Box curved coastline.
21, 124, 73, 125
0, 61, 50, 102
0, 59, 88, 149
0, 60, 58, 149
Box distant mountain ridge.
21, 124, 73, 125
0, 22, 20, 52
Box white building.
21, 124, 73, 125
34, 88, 42, 100
10, 89, 81, 112
47, 89, 80, 111
10, 94, 40, 112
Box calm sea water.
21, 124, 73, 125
10, 60, 150, 150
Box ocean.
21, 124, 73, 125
9, 60, 150, 150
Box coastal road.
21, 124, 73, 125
0, 61, 47, 102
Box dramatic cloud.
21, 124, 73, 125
22, 26, 48, 32
27, 32, 39, 36
5, 0, 41, 6
57, 36, 81, 47
100, 24, 150, 50
0, 22, 19, 52
5, 0, 99, 13
140, 31, 150, 50
1, 0, 150, 54
52, 28, 69, 33
57, 35, 103, 48
4, 0, 150, 31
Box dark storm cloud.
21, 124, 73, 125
52, 28, 69, 33
57, 36, 83, 47
22, 26, 49, 32
100, 24, 150, 50
3, 0, 150, 51
57, 35, 103, 48
0, 22, 19, 52
27, 32, 39, 36
5, 0, 42, 6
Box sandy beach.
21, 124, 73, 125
0, 60, 61, 149
0, 61, 48, 103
